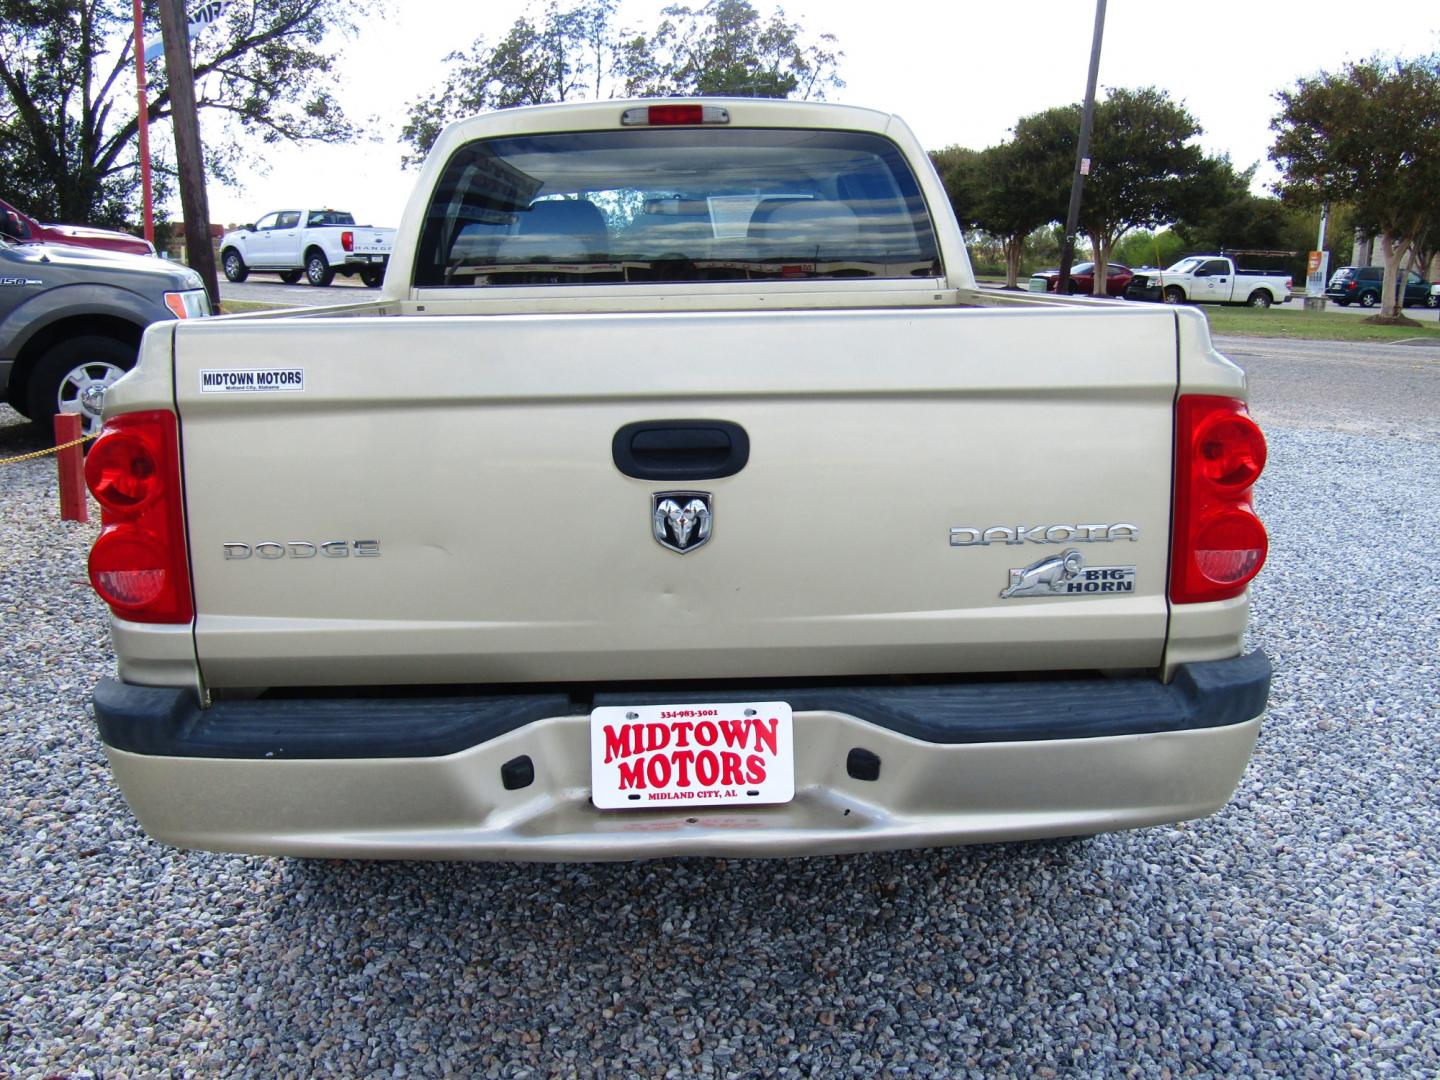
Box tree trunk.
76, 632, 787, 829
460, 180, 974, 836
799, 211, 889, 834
1378, 234, 1412, 319
1003, 234, 1024, 289
1092, 236, 1112, 296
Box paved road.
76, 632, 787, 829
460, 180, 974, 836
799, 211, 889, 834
1215, 334, 1440, 442
221, 275, 377, 308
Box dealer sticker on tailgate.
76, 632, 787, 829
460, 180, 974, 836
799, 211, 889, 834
590, 702, 794, 810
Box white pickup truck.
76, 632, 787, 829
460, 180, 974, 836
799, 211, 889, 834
84, 99, 1271, 862
1127, 256, 1292, 308
219, 209, 395, 287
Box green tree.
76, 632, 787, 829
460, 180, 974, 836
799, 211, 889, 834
930, 141, 1060, 288
1011, 89, 1224, 295
928, 145, 983, 233
0, 0, 372, 226
1111, 228, 1186, 271
400, 0, 623, 163
1271, 54, 1440, 320
401, 0, 842, 163
621, 0, 841, 100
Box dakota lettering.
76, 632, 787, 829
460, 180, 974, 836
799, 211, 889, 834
951, 523, 1142, 546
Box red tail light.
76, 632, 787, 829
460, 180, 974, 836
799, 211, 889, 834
1170, 395, 1268, 604
85, 411, 193, 623
341, 230, 354, 252
620, 104, 730, 126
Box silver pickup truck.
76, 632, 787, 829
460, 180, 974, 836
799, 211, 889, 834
84, 99, 1271, 861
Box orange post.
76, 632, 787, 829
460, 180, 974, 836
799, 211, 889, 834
55, 414, 88, 523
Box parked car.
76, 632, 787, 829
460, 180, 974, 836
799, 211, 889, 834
0, 233, 210, 433
85, 97, 1270, 862
1126, 257, 1291, 308
1027, 261, 1134, 296
218, 209, 395, 287
1324, 265, 1431, 308
0, 195, 156, 257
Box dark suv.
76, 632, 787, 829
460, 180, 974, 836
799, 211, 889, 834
1325, 265, 1431, 308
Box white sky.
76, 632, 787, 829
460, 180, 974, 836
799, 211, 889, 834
188, 0, 1440, 227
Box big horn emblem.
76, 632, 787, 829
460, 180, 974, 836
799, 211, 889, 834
652, 492, 713, 553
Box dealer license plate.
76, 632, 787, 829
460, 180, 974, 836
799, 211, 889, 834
590, 701, 794, 810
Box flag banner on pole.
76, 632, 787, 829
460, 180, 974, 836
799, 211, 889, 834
143, 0, 230, 62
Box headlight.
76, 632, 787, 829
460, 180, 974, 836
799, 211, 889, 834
163, 288, 212, 319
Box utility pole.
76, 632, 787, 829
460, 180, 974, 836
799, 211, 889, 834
132, 0, 153, 245
1057, 0, 1107, 297
159, 0, 220, 310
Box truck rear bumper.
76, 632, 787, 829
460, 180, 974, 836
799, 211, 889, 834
96, 653, 1269, 861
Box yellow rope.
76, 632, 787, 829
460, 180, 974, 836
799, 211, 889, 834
0, 432, 97, 465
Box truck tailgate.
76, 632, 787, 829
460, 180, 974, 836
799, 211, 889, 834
351, 228, 393, 255
174, 306, 1179, 688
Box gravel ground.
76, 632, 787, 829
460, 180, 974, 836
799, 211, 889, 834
2, 394, 1438, 1078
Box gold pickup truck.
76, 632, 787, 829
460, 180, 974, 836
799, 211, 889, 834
82, 98, 1270, 861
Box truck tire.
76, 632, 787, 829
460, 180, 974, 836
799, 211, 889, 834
278, 270, 302, 284
1246, 290, 1272, 309
1163, 286, 1185, 305
25, 335, 135, 437
304, 249, 335, 287
360, 266, 384, 288
1359, 290, 1378, 308
221, 248, 249, 283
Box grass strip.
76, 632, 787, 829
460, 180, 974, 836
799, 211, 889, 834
217, 299, 294, 314
1200, 304, 1440, 343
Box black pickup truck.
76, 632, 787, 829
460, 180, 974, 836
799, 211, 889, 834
1, 233, 211, 434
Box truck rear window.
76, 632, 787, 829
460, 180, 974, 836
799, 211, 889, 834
413, 128, 942, 288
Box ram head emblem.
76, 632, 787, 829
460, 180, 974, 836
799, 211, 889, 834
652, 492, 713, 554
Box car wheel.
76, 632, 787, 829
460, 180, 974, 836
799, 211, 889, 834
221, 248, 248, 283
1066, 280, 1080, 295
1428, 295, 1439, 309
25, 336, 135, 437
1359, 291, 1378, 308
305, 249, 335, 287
1163, 286, 1185, 305
278, 270, 302, 284
1247, 290, 1272, 309
1334, 299, 1350, 307
360, 266, 384, 288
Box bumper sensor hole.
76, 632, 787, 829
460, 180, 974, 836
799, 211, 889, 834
501, 755, 535, 791
846, 748, 881, 782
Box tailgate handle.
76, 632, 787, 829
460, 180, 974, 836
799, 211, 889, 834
612, 420, 750, 480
